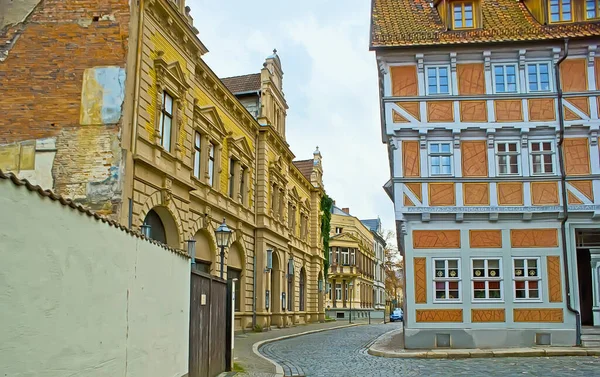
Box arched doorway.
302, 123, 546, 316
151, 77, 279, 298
270, 251, 281, 315
143, 207, 179, 248
299, 267, 306, 312
227, 242, 244, 313
193, 229, 214, 273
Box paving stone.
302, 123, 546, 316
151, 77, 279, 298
256, 323, 600, 377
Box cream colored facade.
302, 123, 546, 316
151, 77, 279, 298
326, 206, 376, 315
0, 0, 326, 331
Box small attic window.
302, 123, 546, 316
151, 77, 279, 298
451, 1, 476, 29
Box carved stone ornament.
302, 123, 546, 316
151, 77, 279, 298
161, 177, 173, 205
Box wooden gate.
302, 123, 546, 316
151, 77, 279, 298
189, 270, 232, 377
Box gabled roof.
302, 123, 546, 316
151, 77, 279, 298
361, 218, 380, 232
292, 159, 313, 180
220, 73, 261, 94
370, 0, 600, 48
331, 205, 351, 217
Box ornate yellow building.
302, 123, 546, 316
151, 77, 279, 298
326, 206, 376, 318
0, 0, 325, 330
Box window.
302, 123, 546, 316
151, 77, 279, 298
207, 142, 216, 187
345, 283, 349, 302
587, 0, 600, 19
288, 205, 296, 233
496, 142, 520, 175
335, 283, 342, 301
287, 268, 293, 311
299, 270, 305, 311
228, 158, 236, 198
342, 248, 349, 265
429, 142, 452, 175
426, 66, 450, 95
530, 141, 555, 175
493, 64, 518, 93
549, 0, 572, 22
328, 283, 332, 300
513, 258, 541, 300
472, 258, 503, 301
329, 248, 333, 265
433, 259, 461, 301
351, 249, 356, 266
527, 63, 551, 92
240, 166, 247, 204
335, 227, 343, 234
452, 1, 474, 29
227, 268, 242, 312
193, 132, 202, 179
160, 91, 174, 151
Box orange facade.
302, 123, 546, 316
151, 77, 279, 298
391, 66, 418, 96
463, 183, 489, 205
510, 229, 559, 248
461, 141, 488, 177
469, 230, 502, 248
414, 257, 427, 304
413, 230, 461, 249
429, 183, 455, 206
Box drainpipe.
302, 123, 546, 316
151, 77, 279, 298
128, 0, 145, 228
555, 38, 581, 346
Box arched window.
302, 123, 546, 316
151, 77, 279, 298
143, 209, 166, 244
299, 268, 306, 311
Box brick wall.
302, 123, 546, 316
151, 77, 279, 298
0, 0, 132, 216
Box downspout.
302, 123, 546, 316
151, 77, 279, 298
129, 0, 145, 228
555, 38, 581, 346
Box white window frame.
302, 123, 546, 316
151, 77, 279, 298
471, 258, 504, 302
159, 91, 174, 151
526, 62, 553, 93
495, 141, 521, 176
428, 141, 454, 176
492, 63, 519, 94
512, 257, 543, 302
433, 258, 462, 303
342, 248, 349, 265
335, 283, 342, 301
335, 227, 343, 234
193, 131, 202, 179
425, 65, 452, 95
208, 142, 216, 187
529, 140, 556, 176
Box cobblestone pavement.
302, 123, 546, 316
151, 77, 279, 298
260, 323, 600, 377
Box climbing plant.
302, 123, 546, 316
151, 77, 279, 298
320, 193, 333, 276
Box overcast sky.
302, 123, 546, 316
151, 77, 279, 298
189, 1, 395, 240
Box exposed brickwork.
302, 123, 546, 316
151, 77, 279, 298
0, 0, 131, 218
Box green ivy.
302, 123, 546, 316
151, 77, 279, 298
320, 193, 333, 276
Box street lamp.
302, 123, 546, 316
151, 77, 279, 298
215, 218, 233, 279
348, 281, 353, 324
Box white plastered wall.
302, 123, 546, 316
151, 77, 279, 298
0, 179, 190, 377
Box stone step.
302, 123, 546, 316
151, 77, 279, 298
581, 327, 600, 335
582, 340, 600, 348
581, 334, 600, 341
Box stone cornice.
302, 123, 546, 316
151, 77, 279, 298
146, 0, 208, 56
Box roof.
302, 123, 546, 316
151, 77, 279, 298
220, 73, 261, 94
361, 218, 381, 232
370, 0, 600, 48
292, 159, 313, 180
0, 169, 188, 258
331, 205, 351, 216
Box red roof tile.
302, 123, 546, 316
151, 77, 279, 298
221, 73, 261, 94
293, 159, 313, 181
371, 0, 600, 47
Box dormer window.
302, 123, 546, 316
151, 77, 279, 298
452, 1, 475, 29
587, 0, 600, 19
549, 0, 572, 22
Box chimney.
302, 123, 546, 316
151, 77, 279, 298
342, 208, 350, 214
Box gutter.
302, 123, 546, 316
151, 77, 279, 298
555, 38, 581, 346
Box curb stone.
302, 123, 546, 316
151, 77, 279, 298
368, 346, 600, 359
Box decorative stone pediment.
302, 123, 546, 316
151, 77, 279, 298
228, 135, 253, 162
154, 54, 189, 93
195, 105, 227, 138
330, 232, 361, 244
289, 186, 300, 201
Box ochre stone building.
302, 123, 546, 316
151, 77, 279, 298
0, 0, 326, 330
325, 206, 377, 318
371, 0, 600, 348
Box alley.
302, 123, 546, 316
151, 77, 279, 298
259, 324, 600, 377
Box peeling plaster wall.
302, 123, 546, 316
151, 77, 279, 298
0, 178, 190, 377
0, 138, 57, 188
0, 0, 131, 219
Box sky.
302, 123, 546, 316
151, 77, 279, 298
188, 0, 396, 241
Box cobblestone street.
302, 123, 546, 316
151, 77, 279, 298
259, 324, 600, 377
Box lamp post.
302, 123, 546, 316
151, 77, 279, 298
348, 281, 353, 324
215, 218, 233, 279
